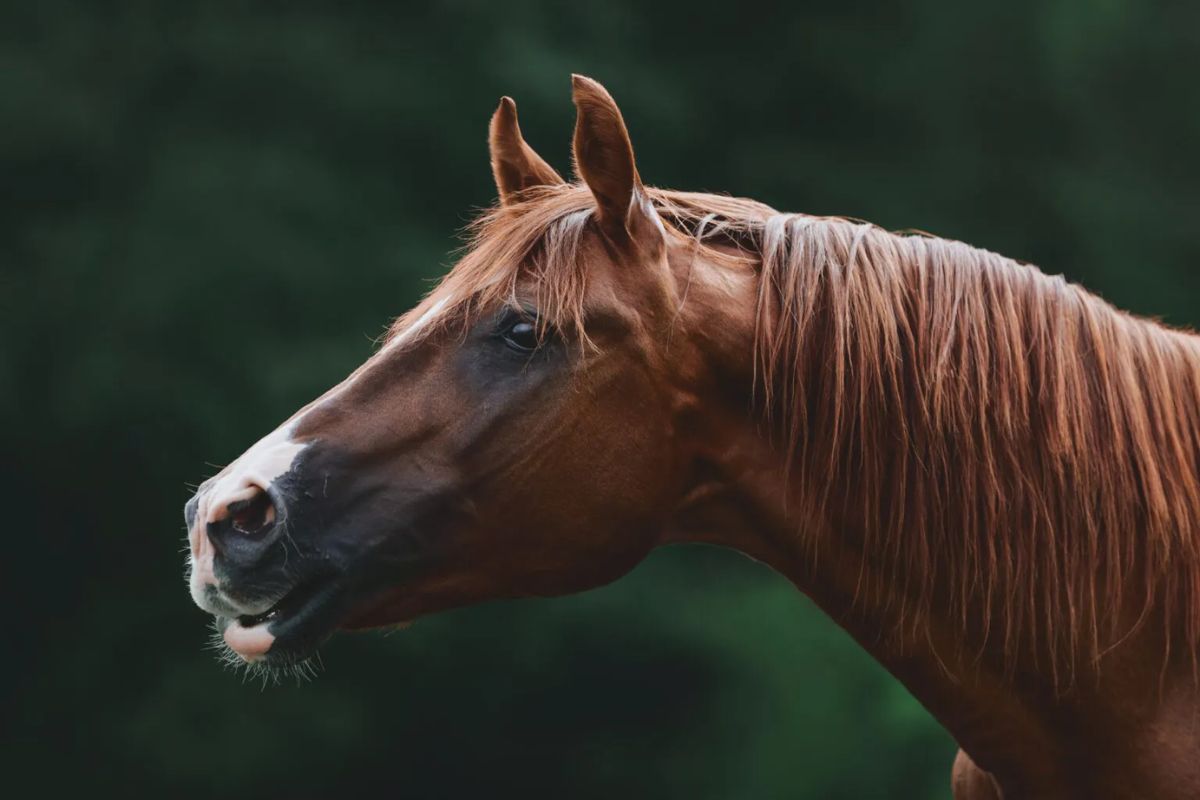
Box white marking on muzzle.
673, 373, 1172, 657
188, 420, 307, 608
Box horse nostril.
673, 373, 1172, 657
228, 489, 277, 536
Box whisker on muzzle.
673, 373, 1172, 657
205, 619, 323, 687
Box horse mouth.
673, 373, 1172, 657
216, 575, 345, 665
236, 581, 318, 628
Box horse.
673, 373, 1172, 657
184, 75, 1200, 799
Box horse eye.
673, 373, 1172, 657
502, 319, 540, 353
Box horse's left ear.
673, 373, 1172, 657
571, 75, 657, 243
490, 96, 565, 205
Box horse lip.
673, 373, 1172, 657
235, 584, 306, 627
223, 575, 348, 664
195, 567, 292, 621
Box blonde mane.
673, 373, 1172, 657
390, 183, 1200, 682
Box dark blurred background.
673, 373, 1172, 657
3, 1, 1197, 797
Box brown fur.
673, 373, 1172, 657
390, 181, 1200, 691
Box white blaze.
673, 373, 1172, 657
382, 296, 449, 351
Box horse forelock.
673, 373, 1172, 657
387, 183, 1200, 683
383, 184, 598, 350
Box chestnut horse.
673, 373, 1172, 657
184, 76, 1200, 798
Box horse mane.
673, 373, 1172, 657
390, 183, 1200, 683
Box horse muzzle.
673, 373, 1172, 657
184, 435, 355, 665
183, 424, 456, 666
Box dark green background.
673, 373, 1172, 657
4, 1, 1197, 797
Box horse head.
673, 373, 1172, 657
184, 76, 755, 666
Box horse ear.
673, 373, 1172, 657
489, 97, 564, 205
571, 75, 654, 241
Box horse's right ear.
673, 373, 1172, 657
570, 75, 660, 246
489, 97, 564, 205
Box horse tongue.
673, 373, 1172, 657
223, 619, 275, 662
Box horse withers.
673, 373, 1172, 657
185, 76, 1200, 799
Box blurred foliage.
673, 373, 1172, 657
2, 1, 1197, 798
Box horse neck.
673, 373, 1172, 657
662, 243, 937, 627
660, 240, 1188, 791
